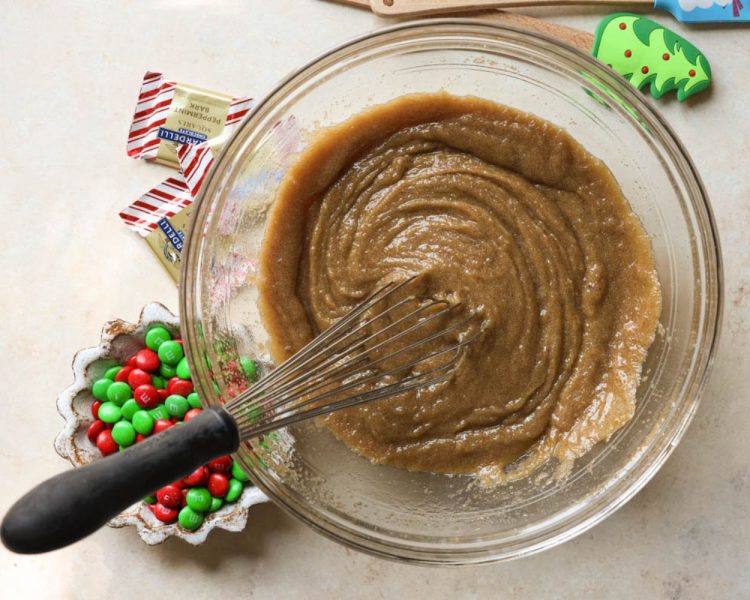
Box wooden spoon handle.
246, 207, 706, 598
370, 0, 652, 16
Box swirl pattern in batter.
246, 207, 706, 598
258, 93, 661, 479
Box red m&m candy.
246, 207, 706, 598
207, 456, 232, 474
114, 365, 134, 383
183, 466, 209, 486
166, 377, 181, 394
183, 408, 202, 422
153, 419, 173, 434
170, 379, 193, 397
151, 503, 179, 523
135, 349, 160, 372
127, 368, 152, 388
87, 420, 107, 444
134, 384, 159, 409
207, 473, 229, 497
96, 430, 118, 456
156, 485, 183, 508
91, 400, 102, 419
166, 377, 193, 397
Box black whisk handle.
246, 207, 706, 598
1, 407, 239, 554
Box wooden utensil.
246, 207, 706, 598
372, 0, 636, 15
370, 0, 748, 22
328, 0, 594, 52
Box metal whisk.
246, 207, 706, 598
228, 277, 471, 439
1, 278, 472, 554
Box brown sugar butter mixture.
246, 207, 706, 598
258, 93, 661, 479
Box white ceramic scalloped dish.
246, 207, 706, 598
54, 302, 269, 546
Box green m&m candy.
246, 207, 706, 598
106, 381, 132, 406
186, 487, 212, 512
231, 461, 249, 482
240, 357, 258, 382
111, 421, 136, 447
152, 375, 166, 390
245, 406, 262, 425
149, 404, 170, 421
98, 402, 122, 424
103, 366, 122, 381
132, 410, 154, 435
143, 495, 157, 504
165, 394, 189, 418
92, 378, 113, 401
158, 341, 183, 366
145, 325, 172, 351
187, 392, 202, 409
176, 357, 191, 380
159, 363, 177, 379
178, 506, 204, 530
225, 478, 243, 503
209, 497, 223, 512
120, 398, 140, 421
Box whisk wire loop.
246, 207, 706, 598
229, 278, 414, 401
230, 297, 455, 418
224, 277, 475, 439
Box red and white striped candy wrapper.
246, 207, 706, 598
126, 71, 253, 168
178, 142, 215, 199
120, 107, 303, 281
118, 141, 217, 238
118, 141, 221, 280
119, 114, 304, 239
118, 172, 198, 238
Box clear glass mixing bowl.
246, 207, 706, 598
180, 21, 722, 565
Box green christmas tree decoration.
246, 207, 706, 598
592, 14, 711, 101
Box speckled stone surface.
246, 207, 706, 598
0, 1, 747, 598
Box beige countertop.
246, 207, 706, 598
0, 1, 748, 598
